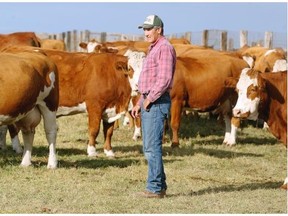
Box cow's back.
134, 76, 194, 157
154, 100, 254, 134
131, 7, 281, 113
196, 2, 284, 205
40, 39, 66, 51
172, 54, 247, 111
42, 50, 131, 111
0, 51, 58, 119
0, 32, 41, 51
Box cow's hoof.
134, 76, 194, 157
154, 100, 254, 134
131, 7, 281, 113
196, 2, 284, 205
88, 152, 98, 157
224, 142, 236, 147
104, 149, 115, 157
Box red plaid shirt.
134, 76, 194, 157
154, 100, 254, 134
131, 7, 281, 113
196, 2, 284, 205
137, 36, 176, 105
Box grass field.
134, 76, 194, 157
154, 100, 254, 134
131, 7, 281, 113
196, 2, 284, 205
0, 113, 287, 214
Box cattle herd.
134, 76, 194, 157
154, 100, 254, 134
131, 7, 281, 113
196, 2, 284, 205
0, 31, 287, 189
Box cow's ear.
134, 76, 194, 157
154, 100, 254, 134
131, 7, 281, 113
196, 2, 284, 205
94, 44, 102, 53
224, 77, 238, 89
115, 61, 128, 72
79, 42, 87, 49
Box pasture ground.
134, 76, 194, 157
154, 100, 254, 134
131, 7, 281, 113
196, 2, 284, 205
0, 113, 287, 214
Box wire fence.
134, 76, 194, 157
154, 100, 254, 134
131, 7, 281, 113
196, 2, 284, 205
37, 29, 287, 52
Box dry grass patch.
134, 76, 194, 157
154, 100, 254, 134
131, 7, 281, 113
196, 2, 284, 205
0, 114, 287, 213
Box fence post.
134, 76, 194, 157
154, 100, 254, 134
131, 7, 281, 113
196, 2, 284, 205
100, 32, 107, 43
66, 31, 71, 52
84, 30, 90, 42
57, 33, 62, 40
264, 31, 273, 48
72, 30, 78, 52
240, 30, 248, 48
220, 31, 227, 51
228, 38, 234, 51
202, 30, 208, 47
184, 32, 192, 43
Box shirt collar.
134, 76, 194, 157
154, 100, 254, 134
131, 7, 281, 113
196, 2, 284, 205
149, 36, 164, 50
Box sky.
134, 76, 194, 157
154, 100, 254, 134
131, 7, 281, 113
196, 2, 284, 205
0, 1, 287, 37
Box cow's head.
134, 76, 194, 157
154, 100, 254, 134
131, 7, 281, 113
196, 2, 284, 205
255, 49, 287, 72
79, 39, 119, 54
230, 68, 263, 120
124, 49, 146, 96
79, 39, 100, 53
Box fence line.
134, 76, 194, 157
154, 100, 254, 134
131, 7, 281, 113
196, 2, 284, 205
37, 29, 287, 52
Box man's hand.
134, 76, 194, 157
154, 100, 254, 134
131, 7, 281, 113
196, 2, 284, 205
131, 104, 141, 118
143, 98, 151, 111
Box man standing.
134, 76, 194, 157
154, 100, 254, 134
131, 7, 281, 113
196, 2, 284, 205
131, 14, 176, 198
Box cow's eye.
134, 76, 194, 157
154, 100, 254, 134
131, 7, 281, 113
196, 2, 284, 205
251, 86, 257, 92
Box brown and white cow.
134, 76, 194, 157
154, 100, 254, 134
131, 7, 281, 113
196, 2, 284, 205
0, 50, 59, 168
126, 48, 249, 147
43, 49, 131, 157
79, 39, 119, 54
79, 39, 149, 56
79, 40, 135, 131
0, 32, 42, 153
239, 46, 287, 72
170, 54, 249, 147
225, 68, 287, 189
1, 47, 132, 157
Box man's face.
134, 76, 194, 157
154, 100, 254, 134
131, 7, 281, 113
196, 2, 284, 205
143, 27, 162, 43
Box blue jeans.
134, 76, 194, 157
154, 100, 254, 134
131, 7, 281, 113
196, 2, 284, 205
141, 93, 170, 194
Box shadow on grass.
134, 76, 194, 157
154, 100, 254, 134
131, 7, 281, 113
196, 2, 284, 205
112, 144, 143, 154
0, 142, 263, 169
182, 181, 285, 197
162, 144, 263, 158
0, 150, 22, 167
57, 157, 141, 169
56, 147, 86, 156
166, 115, 279, 146
238, 136, 279, 145
193, 146, 263, 158
5, 144, 181, 169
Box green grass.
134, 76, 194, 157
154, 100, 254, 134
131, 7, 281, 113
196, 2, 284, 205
0, 113, 287, 213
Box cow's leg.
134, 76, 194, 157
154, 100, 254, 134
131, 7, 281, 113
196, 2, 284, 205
8, 124, 22, 153
222, 114, 232, 145
103, 121, 115, 157
215, 99, 237, 146
37, 106, 58, 169
0, 125, 22, 153
20, 130, 35, 167
132, 116, 141, 141
224, 117, 240, 146
86, 111, 102, 157
113, 119, 120, 130
130, 95, 141, 140
0, 125, 8, 151
18, 108, 41, 167
170, 99, 183, 148
123, 112, 134, 128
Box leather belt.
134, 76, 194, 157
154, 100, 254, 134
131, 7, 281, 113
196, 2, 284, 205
143, 92, 169, 99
